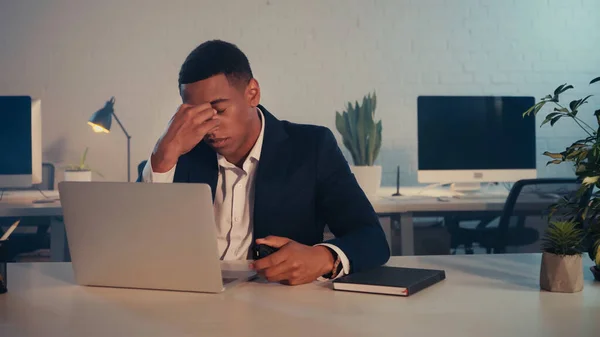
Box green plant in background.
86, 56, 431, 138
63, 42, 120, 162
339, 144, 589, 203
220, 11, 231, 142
65, 147, 91, 171
541, 221, 585, 256
589, 224, 600, 267
335, 92, 382, 166
524, 75, 600, 267
65, 147, 103, 177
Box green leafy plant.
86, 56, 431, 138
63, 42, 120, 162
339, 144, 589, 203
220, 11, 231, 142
64, 147, 103, 177
524, 75, 600, 266
541, 221, 585, 256
589, 225, 600, 267
335, 92, 382, 166
65, 147, 90, 171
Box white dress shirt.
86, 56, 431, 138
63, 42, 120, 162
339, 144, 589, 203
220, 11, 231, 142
142, 108, 349, 279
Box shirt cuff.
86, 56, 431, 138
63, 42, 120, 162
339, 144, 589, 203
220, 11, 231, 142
314, 243, 350, 281
142, 157, 176, 183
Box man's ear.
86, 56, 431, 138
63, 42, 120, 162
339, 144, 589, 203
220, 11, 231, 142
246, 78, 261, 107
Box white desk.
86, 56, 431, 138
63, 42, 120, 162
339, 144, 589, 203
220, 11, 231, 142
1, 254, 598, 337
371, 186, 555, 255
0, 187, 550, 260
0, 191, 67, 261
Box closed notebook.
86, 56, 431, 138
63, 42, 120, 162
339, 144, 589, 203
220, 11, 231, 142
332, 266, 445, 296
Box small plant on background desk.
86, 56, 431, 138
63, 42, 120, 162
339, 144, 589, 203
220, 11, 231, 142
334, 92, 383, 196
65, 147, 90, 172
335, 92, 382, 166
64, 147, 103, 181
524, 75, 600, 282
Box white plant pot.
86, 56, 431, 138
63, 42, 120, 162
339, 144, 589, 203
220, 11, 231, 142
350, 165, 382, 196
64, 170, 92, 182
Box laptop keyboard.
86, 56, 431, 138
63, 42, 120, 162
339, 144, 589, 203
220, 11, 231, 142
222, 278, 238, 285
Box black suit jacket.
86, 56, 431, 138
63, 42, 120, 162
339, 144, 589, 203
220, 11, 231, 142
169, 105, 389, 273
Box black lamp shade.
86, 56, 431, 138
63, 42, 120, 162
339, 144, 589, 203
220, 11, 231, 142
88, 97, 115, 133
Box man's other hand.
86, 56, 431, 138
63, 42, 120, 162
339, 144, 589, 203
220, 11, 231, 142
250, 236, 334, 285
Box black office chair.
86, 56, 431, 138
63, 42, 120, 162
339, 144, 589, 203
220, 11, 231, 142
137, 160, 147, 182
0, 163, 55, 261
446, 178, 590, 254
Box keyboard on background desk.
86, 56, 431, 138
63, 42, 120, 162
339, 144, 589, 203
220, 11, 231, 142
377, 186, 512, 201
382, 195, 436, 201
452, 192, 509, 200
0, 190, 60, 203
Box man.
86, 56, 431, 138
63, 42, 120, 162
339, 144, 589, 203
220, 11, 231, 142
142, 40, 389, 285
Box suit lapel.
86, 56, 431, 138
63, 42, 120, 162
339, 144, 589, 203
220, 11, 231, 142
183, 105, 290, 236
253, 105, 291, 239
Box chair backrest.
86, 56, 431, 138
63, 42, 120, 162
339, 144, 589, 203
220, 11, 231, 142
495, 178, 590, 250
137, 160, 148, 182
33, 163, 56, 190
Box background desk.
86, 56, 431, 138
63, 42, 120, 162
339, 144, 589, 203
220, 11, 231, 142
0, 187, 550, 260
0, 191, 67, 261
1, 254, 598, 337
371, 187, 553, 255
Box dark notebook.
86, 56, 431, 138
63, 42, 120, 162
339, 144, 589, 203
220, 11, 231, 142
332, 266, 445, 296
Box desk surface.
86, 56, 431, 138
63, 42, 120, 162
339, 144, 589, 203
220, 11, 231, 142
372, 186, 550, 214
1, 254, 598, 337
0, 190, 61, 217
0, 187, 533, 216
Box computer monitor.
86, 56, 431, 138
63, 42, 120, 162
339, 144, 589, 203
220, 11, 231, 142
417, 95, 537, 191
0, 96, 42, 188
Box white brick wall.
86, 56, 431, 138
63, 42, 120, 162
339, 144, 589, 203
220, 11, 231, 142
0, 0, 598, 185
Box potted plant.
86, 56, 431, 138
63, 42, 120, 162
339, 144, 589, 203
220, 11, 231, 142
524, 75, 600, 282
539, 221, 585, 292
589, 225, 600, 281
335, 92, 382, 196
63, 147, 101, 182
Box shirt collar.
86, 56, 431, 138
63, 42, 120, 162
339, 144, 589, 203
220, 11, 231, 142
217, 107, 265, 169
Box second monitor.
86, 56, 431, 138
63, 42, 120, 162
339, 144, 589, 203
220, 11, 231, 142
0, 96, 42, 188
417, 95, 537, 192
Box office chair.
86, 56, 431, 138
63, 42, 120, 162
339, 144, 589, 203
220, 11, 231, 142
0, 163, 55, 261
137, 160, 148, 182
446, 178, 589, 254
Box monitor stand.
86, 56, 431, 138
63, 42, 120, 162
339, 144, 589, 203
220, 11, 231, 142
450, 182, 482, 194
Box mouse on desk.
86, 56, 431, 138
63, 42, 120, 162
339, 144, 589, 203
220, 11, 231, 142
437, 196, 451, 202
252, 244, 279, 260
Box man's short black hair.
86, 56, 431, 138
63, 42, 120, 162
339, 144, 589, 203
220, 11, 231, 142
178, 40, 253, 88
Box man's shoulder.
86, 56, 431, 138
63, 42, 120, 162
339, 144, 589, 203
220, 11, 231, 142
279, 120, 334, 142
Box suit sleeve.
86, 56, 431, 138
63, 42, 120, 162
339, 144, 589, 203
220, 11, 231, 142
315, 128, 390, 273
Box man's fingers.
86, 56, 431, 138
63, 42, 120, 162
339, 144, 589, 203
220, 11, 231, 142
262, 261, 295, 282
189, 107, 217, 124
256, 235, 291, 248
252, 248, 289, 271
195, 118, 220, 136
179, 102, 211, 114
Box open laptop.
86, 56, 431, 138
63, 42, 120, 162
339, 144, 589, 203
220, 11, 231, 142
58, 181, 256, 293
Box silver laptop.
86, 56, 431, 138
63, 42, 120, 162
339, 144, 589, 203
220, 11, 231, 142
58, 181, 256, 293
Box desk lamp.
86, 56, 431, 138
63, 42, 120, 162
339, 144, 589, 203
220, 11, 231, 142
87, 97, 132, 182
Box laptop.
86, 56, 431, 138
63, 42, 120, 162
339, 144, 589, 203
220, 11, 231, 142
58, 181, 256, 293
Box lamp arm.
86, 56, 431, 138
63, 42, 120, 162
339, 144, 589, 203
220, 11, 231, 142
111, 112, 131, 139
111, 111, 132, 182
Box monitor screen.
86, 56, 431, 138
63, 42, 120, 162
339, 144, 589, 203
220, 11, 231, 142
0, 96, 33, 176
417, 96, 536, 172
